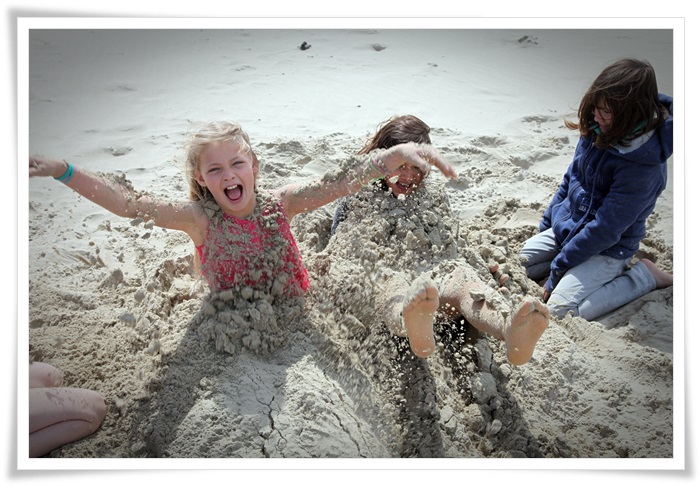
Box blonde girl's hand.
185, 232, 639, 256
29, 156, 69, 179
379, 143, 457, 180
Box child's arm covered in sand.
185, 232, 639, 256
277, 142, 456, 220
29, 157, 207, 243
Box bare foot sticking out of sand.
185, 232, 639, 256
640, 258, 673, 288
505, 298, 549, 366
402, 277, 440, 358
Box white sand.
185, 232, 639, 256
17, 20, 685, 475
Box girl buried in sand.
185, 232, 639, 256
328, 115, 549, 365
29, 121, 454, 319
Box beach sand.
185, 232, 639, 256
22, 27, 677, 464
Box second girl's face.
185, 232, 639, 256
593, 100, 613, 132
196, 140, 258, 218
385, 164, 425, 197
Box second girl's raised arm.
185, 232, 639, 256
277, 143, 456, 220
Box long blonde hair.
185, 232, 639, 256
185, 121, 259, 202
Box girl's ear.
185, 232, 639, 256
195, 169, 207, 188
251, 156, 260, 191
252, 156, 260, 176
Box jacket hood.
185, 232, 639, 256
612, 93, 673, 166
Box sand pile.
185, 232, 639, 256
27, 130, 673, 459
21, 26, 677, 467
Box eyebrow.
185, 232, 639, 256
204, 156, 246, 166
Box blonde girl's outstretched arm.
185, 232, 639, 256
29, 157, 207, 244
277, 142, 456, 220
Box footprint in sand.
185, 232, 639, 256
104, 146, 133, 157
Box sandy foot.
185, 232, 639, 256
640, 258, 673, 288
402, 278, 440, 358
505, 298, 549, 366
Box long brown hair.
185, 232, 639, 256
565, 58, 667, 149
359, 115, 432, 154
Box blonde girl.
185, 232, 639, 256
29, 121, 456, 298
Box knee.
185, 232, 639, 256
518, 246, 548, 277
546, 293, 579, 319
519, 238, 542, 264
523, 261, 552, 283
548, 305, 575, 319
85, 391, 108, 429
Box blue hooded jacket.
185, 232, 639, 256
540, 94, 673, 293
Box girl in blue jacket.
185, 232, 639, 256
520, 58, 673, 320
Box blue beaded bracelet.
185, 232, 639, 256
54, 162, 75, 183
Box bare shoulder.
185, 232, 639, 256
272, 183, 303, 220
152, 198, 210, 245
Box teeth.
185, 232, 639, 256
225, 185, 239, 190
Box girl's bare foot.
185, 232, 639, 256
640, 258, 673, 288
402, 277, 440, 357
505, 298, 549, 365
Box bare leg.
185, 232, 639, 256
376, 272, 439, 357
441, 265, 549, 365
402, 277, 440, 357
376, 272, 412, 337
29, 387, 107, 457
640, 258, 673, 288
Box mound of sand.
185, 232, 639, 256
27, 130, 673, 459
